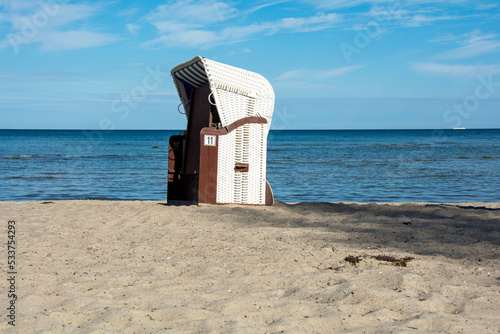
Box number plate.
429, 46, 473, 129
204, 135, 216, 147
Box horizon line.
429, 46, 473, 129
2, 128, 500, 131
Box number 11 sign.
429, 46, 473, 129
204, 135, 216, 147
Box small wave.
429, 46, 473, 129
374, 143, 430, 148
6, 176, 56, 180
456, 156, 499, 160
269, 158, 295, 162
81, 197, 124, 201
3, 154, 41, 160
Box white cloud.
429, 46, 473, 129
439, 39, 500, 59
369, 4, 462, 28
474, 2, 498, 10
276, 69, 311, 80
125, 23, 141, 35
37, 31, 120, 52
0, 1, 119, 52
48, 4, 99, 27
276, 65, 364, 80
411, 62, 500, 77
401, 13, 457, 27
431, 29, 496, 45
302, 0, 492, 33
0, 74, 60, 82
0, 12, 8, 23
146, 0, 238, 25
7, 4, 98, 31
144, 30, 217, 49
279, 13, 340, 32
117, 7, 140, 17
152, 21, 201, 34
300, 0, 388, 10
144, 12, 340, 49
300, 0, 479, 10
317, 65, 365, 78
0, 0, 39, 11
241, 1, 289, 16
224, 12, 340, 37
368, 6, 409, 19
229, 47, 251, 55
432, 30, 500, 59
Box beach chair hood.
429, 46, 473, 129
171, 56, 274, 128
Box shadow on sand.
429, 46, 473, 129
192, 201, 500, 260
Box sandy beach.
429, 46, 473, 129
1, 200, 499, 333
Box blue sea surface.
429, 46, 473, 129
1, 129, 499, 202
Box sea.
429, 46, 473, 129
1, 129, 499, 203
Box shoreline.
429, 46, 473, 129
2, 199, 499, 206
1, 200, 498, 333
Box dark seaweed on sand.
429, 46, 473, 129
371, 255, 415, 267
343, 254, 415, 267
344, 255, 363, 266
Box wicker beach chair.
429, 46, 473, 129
168, 56, 274, 206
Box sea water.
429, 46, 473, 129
1, 129, 499, 202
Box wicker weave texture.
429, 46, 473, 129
217, 123, 268, 205
202, 58, 274, 127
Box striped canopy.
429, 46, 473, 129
173, 59, 208, 89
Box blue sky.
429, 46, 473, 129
1, 0, 499, 130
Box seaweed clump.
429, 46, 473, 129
344, 255, 363, 266
371, 255, 415, 267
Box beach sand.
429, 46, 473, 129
1, 200, 499, 333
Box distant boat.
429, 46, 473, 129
453, 127, 466, 130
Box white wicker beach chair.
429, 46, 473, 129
168, 56, 274, 205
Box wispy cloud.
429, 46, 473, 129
0, 1, 120, 53
141, 0, 494, 50
276, 65, 365, 80
300, 0, 484, 10
401, 13, 457, 27
145, 0, 238, 25
0, 74, 61, 82
440, 39, 500, 59
144, 9, 341, 49
144, 29, 217, 49
125, 23, 141, 35
411, 62, 500, 77
41, 4, 99, 28
474, 2, 499, 10
303, 0, 489, 33
38, 31, 120, 52
276, 69, 311, 80
367, 4, 470, 28
431, 29, 500, 59
241, 1, 289, 16
126, 63, 145, 67
299, 0, 387, 10
317, 65, 366, 78
116, 7, 140, 17
0, 0, 40, 11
